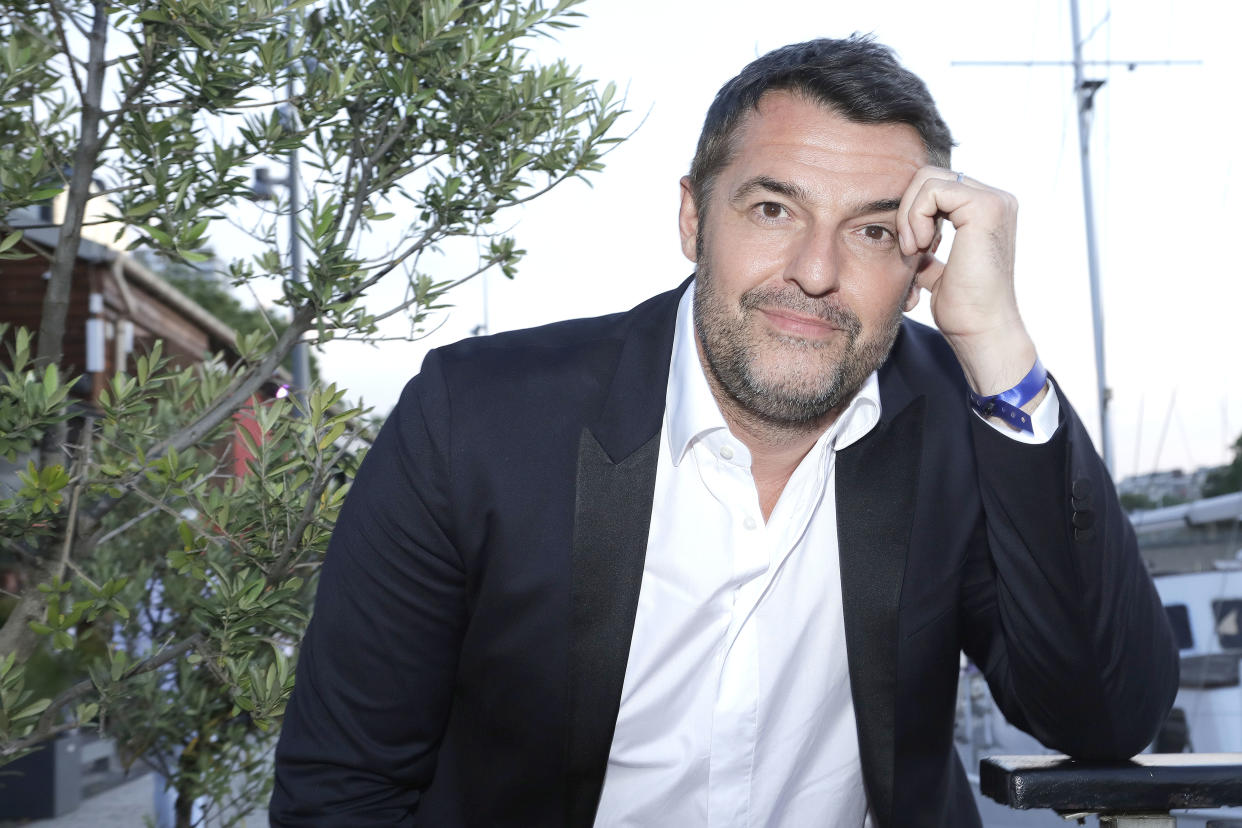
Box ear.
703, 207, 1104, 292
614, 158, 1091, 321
904, 232, 942, 312
678, 176, 700, 263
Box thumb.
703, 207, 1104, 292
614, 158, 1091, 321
914, 254, 945, 293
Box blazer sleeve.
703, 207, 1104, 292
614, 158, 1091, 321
958, 385, 1180, 760
270, 350, 464, 825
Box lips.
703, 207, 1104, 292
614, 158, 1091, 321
758, 307, 844, 339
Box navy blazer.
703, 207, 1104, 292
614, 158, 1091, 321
271, 280, 1178, 827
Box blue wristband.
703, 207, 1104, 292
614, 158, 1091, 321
967, 358, 1047, 434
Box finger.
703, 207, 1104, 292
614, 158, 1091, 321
899, 173, 989, 255
914, 255, 945, 293
897, 167, 958, 255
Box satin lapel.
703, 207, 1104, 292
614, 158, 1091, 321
561, 280, 683, 826
835, 395, 925, 828
565, 428, 660, 827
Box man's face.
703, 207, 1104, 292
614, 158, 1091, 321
681, 91, 932, 425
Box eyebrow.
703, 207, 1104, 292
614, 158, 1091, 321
856, 198, 902, 215
730, 175, 812, 205
730, 176, 902, 217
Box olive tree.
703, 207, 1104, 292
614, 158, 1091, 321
0, 0, 623, 823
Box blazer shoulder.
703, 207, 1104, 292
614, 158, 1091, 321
391, 280, 685, 444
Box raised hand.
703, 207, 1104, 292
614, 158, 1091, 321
897, 167, 1041, 400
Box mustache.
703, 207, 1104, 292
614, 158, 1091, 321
739, 286, 862, 337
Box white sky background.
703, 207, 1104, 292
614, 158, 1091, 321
303, 0, 1242, 480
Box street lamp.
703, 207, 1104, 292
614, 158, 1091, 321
252, 150, 308, 397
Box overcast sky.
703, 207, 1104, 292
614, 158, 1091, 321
304, 0, 1241, 481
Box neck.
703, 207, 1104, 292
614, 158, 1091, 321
704, 366, 841, 521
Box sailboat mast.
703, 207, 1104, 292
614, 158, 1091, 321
1068, 0, 1113, 473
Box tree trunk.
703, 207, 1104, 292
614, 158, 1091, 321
174, 788, 194, 828
0, 0, 111, 664
34, 0, 110, 372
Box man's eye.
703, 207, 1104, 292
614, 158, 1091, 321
758, 202, 786, 220
862, 225, 891, 241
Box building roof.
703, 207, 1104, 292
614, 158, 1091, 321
1130, 491, 1242, 536
20, 226, 240, 354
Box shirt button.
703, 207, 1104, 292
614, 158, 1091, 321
719, 445, 734, 460
743, 516, 757, 530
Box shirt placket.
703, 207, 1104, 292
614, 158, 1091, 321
693, 435, 770, 828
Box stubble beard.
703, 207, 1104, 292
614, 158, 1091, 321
692, 254, 905, 428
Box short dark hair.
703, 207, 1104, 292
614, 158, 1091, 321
688, 35, 955, 212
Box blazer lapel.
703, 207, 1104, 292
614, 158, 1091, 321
836, 342, 925, 828
565, 429, 660, 827
564, 281, 684, 827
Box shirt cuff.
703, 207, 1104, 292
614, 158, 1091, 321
973, 381, 1060, 444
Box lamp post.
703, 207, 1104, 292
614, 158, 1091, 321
252, 148, 308, 397
250, 5, 309, 395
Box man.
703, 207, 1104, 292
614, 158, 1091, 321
271, 37, 1178, 827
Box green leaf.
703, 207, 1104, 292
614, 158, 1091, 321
143, 224, 173, 246
27, 186, 63, 201
183, 26, 213, 51
0, 230, 22, 253
318, 420, 346, 451
442, 176, 461, 201
182, 218, 210, 245
12, 698, 51, 720
125, 200, 159, 218
42, 363, 59, 400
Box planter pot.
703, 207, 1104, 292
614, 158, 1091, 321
0, 731, 83, 819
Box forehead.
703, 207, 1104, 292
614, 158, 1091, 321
721, 91, 927, 194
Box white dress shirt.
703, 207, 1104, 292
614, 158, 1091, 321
593, 284, 1058, 827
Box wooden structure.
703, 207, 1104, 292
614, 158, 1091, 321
980, 753, 1242, 826
0, 227, 240, 399
0, 226, 296, 495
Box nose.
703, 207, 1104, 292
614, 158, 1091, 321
785, 225, 841, 297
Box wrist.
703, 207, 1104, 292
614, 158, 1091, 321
946, 324, 1037, 396
968, 357, 1048, 433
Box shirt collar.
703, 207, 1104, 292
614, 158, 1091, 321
665, 280, 883, 466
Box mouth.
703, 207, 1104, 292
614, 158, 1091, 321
757, 307, 845, 339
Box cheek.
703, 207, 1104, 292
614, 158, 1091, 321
841, 267, 916, 319
706, 236, 782, 293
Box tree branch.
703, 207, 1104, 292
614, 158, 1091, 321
264, 436, 346, 586
333, 219, 446, 304
94, 41, 164, 152
49, 0, 91, 38
149, 303, 317, 459
4, 219, 125, 231
91, 505, 162, 549
365, 255, 499, 328
45, 5, 85, 99
34, 0, 110, 370
103, 95, 293, 116
0, 632, 208, 758
53, 416, 94, 582
102, 50, 141, 69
